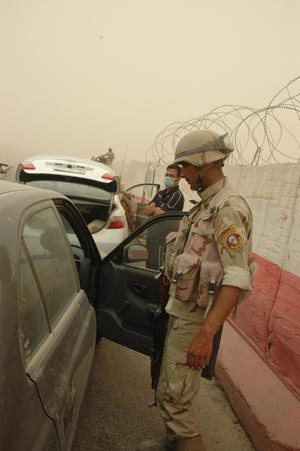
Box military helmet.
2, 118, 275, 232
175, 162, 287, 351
174, 129, 234, 166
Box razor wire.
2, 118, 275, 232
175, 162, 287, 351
146, 76, 300, 166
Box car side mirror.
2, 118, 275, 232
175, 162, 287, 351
123, 244, 149, 263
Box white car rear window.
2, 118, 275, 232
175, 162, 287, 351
27, 180, 112, 202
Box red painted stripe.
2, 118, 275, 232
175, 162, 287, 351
228, 254, 300, 398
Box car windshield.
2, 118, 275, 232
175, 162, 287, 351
27, 180, 112, 202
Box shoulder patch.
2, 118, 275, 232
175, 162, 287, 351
218, 226, 245, 251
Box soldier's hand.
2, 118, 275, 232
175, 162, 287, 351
186, 331, 213, 369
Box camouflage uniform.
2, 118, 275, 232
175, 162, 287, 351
156, 178, 253, 443
137, 130, 255, 451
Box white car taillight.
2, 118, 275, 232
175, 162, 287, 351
22, 163, 35, 170
107, 216, 126, 229
101, 173, 115, 181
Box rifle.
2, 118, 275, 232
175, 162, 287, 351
150, 310, 169, 392
149, 272, 170, 406
201, 325, 223, 380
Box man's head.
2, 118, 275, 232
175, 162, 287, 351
173, 130, 234, 192
164, 164, 181, 190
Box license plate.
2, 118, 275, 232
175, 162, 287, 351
53, 164, 86, 174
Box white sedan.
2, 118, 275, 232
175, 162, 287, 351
18, 155, 128, 256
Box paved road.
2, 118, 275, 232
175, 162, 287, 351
72, 338, 256, 451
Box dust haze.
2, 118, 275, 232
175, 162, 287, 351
1, 0, 300, 165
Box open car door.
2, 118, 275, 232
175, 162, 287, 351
96, 211, 186, 356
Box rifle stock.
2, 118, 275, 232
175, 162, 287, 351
151, 310, 169, 391
201, 325, 223, 380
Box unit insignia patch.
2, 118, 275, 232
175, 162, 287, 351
219, 227, 244, 251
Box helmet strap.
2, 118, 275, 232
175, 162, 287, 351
195, 174, 205, 193
195, 160, 224, 193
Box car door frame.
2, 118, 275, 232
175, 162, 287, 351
17, 198, 98, 451
95, 211, 187, 356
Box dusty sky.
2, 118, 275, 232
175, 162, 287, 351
1, 0, 300, 165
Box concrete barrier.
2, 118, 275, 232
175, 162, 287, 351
218, 164, 300, 451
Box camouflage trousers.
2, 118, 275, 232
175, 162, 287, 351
156, 315, 203, 441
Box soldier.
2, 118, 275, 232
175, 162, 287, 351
137, 130, 255, 451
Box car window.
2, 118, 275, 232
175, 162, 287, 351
58, 210, 86, 267
26, 180, 112, 201
56, 206, 98, 296
21, 207, 79, 327
18, 243, 49, 364
123, 218, 181, 271
126, 184, 159, 203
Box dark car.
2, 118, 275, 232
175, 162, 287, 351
0, 180, 183, 451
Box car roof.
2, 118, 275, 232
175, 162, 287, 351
0, 180, 66, 201
0, 181, 68, 245
0, 180, 36, 195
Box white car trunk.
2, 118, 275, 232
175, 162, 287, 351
72, 198, 114, 232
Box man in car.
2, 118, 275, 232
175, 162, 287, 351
138, 130, 255, 451
144, 164, 184, 270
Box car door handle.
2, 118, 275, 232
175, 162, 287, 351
132, 283, 147, 297
147, 302, 160, 316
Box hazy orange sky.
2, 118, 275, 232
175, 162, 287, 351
1, 0, 300, 165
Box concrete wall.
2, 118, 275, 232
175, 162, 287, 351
224, 164, 300, 399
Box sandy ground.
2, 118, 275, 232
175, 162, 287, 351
72, 338, 256, 451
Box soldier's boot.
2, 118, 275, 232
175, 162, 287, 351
137, 439, 175, 451
175, 436, 207, 451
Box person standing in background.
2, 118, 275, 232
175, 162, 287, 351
144, 164, 184, 218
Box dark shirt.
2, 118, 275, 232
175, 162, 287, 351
151, 185, 184, 212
